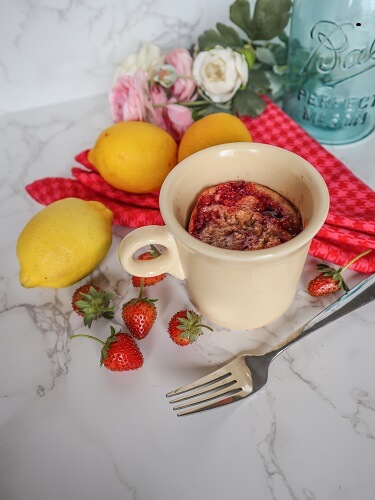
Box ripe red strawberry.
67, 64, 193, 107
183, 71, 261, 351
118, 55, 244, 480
307, 273, 343, 297
121, 286, 157, 339
70, 326, 143, 371
307, 249, 371, 297
132, 245, 166, 287
100, 327, 143, 371
168, 310, 213, 346
72, 284, 115, 328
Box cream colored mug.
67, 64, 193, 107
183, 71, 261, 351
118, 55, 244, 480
118, 143, 329, 330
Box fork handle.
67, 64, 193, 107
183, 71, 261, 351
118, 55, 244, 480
269, 273, 375, 360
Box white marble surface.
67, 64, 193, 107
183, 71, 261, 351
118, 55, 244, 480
0, 92, 375, 500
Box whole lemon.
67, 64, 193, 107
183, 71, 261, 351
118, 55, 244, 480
88, 121, 178, 193
178, 113, 252, 162
17, 198, 113, 288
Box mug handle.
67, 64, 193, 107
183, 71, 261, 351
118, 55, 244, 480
118, 225, 186, 280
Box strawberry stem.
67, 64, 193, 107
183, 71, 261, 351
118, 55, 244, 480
341, 249, 371, 272
69, 334, 105, 346
196, 323, 214, 332
139, 280, 144, 299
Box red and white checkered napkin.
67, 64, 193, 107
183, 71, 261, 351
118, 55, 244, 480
26, 99, 375, 273
240, 99, 375, 273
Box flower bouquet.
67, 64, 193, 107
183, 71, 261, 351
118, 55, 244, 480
110, 0, 292, 141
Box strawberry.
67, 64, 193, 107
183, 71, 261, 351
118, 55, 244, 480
168, 310, 213, 346
100, 327, 143, 371
121, 285, 157, 339
72, 284, 115, 328
307, 249, 371, 297
70, 326, 143, 371
132, 245, 166, 287
307, 273, 343, 297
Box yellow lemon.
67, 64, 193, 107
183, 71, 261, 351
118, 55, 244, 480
17, 198, 113, 288
178, 113, 252, 162
88, 121, 178, 193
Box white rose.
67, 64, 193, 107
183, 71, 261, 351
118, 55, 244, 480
192, 46, 249, 103
115, 43, 164, 80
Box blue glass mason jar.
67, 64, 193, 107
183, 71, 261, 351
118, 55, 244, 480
283, 0, 375, 144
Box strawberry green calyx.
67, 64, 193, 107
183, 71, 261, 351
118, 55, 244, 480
316, 264, 349, 292
130, 281, 158, 306
124, 279, 158, 312
132, 245, 166, 288
75, 286, 115, 328
149, 244, 162, 258
70, 326, 143, 371
316, 249, 372, 292
99, 326, 119, 366
177, 311, 214, 343
70, 327, 120, 366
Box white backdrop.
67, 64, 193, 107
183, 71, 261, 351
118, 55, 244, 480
0, 0, 259, 114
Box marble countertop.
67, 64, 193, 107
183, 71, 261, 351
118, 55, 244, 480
1, 94, 374, 500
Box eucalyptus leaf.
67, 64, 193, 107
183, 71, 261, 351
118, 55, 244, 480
255, 47, 277, 66
269, 43, 288, 65
198, 29, 226, 50
232, 88, 267, 117
229, 0, 254, 39
278, 30, 289, 44
216, 22, 244, 47
264, 71, 285, 100
273, 64, 287, 76
198, 24, 243, 50
248, 68, 270, 92
252, 0, 292, 40
192, 104, 230, 121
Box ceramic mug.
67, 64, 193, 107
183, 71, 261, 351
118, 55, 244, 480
118, 143, 329, 330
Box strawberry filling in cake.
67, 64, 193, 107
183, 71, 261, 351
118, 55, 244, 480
188, 181, 303, 250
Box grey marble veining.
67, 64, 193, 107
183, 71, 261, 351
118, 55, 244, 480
0, 0, 232, 114
0, 91, 374, 500
1, 0, 374, 497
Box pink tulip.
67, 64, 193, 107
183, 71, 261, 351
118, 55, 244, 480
165, 48, 197, 102
109, 70, 150, 122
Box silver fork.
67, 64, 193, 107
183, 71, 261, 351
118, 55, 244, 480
166, 273, 375, 416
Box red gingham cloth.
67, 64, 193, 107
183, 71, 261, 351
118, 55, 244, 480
26, 99, 375, 273
240, 99, 375, 273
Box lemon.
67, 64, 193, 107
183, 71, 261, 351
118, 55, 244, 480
88, 121, 178, 193
178, 113, 252, 162
17, 198, 113, 288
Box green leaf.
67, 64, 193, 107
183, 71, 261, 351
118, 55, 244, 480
232, 87, 267, 117
278, 30, 289, 44
229, 0, 254, 39
252, 0, 292, 40
192, 103, 231, 121
198, 29, 225, 50
255, 47, 277, 66
248, 68, 270, 92
269, 43, 288, 65
216, 22, 244, 47
263, 71, 285, 100
198, 23, 243, 50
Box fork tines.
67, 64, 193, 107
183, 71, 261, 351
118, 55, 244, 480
166, 363, 244, 417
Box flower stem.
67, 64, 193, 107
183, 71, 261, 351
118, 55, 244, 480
153, 99, 208, 109
342, 249, 372, 272
69, 334, 105, 346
